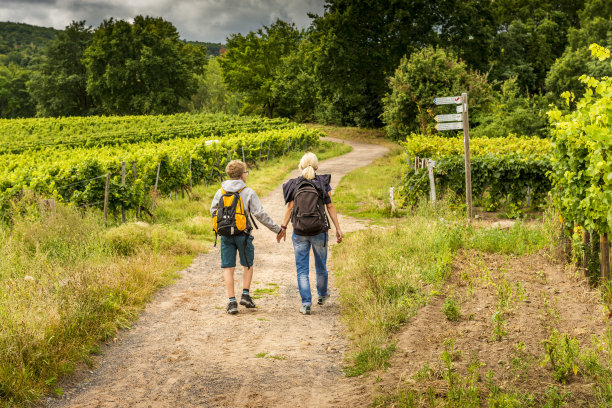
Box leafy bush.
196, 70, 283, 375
442, 296, 461, 321
381, 46, 491, 140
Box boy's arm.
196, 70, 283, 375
247, 190, 282, 234
210, 189, 222, 217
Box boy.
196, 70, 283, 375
210, 160, 283, 314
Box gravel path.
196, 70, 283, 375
43, 137, 388, 408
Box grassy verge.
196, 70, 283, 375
333, 202, 555, 377
0, 139, 351, 407
333, 147, 406, 220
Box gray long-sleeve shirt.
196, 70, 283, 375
210, 179, 281, 234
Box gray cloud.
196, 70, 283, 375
0, 0, 325, 42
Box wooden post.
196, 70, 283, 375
189, 156, 193, 190
414, 157, 418, 173
228, 151, 232, 163
152, 161, 161, 211
462, 92, 473, 222
132, 161, 137, 180
427, 159, 436, 203
267, 141, 271, 160
258, 142, 263, 162
601, 233, 610, 280
39, 199, 56, 214
121, 162, 126, 223
582, 229, 591, 275
103, 172, 110, 227
242, 145, 245, 164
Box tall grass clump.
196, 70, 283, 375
0, 205, 196, 406
333, 201, 464, 376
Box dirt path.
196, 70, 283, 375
43, 138, 388, 408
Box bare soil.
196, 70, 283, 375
42, 138, 388, 408
370, 249, 609, 406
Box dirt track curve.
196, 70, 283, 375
43, 137, 388, 408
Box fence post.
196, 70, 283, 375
427, 159, 436, 203
188, 156, 192, 189
582, 229, 591, 276
152, 161, 161, 211
267, 141, 271, 160
601, 233, 610, 281
259, 142, 263, 163
132, 161, 137, 180
242, 145, 245, 164
121, 162, 126, 223
103, 172, 111, 227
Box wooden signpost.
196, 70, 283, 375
434, 92, 472, 221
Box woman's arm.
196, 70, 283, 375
326, 192, 343, 243
277, 201, 294, 242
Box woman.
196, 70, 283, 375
277, 153, 342, 315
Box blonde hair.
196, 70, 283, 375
226, 160, 246, 179
299, 152, 319, 180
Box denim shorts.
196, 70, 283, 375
220, 234, 254, 268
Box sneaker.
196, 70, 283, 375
300, 305, 311, 315
226, 301, 238, 315
317, 295, 329, 305
240, 294, 256, 308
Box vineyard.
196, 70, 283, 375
398, 135, 552, 213
0, 113, 321, 221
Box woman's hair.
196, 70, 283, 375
299, 152, 319, 180
226, 160, 246, 179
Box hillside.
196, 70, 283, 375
0, 21, 57, 66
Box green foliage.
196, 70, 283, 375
0, 22, 57, 68
399, 154, 552, 211
489, 13, 572, 94
0, 63, 35, 118
381, 46, 491, 140
548, 43, 612, 235
0, 112, 295, 154
471, 78, 549, 138
0, 114, 321, 220
402, 134, 551, 158
442, 295, 462, 321
186, 58, 238, 114
83, 16, 206, 115
541, 329, 581, 383
27, 21, 93, 117
220, 19, 300, 118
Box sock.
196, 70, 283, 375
229, 297, 236, 302
242, 289, 250, 296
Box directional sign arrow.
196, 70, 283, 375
435, 113, 462, 122
436, 122, 463, 131
433, 96, 461, 105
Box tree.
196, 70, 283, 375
83, 16, 206, 115
220, 19, 300, 118
0, 63, 36, 118
186, 57, 241, 113
471, 78, 548, 137
546, 0, 612, 100
381, 46, 491, 139
27, 21, 93, 117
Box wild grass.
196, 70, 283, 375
0, 138, 351, 406
333, 148, 407, 220
333, 203, 464, 376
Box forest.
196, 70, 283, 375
1, 0, 610, 140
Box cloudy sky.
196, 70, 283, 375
0, 0, 326, 42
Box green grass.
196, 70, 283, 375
0, 138, 351, 407
333, 147, 407, 220
333, 200, 554, 378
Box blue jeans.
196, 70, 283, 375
292, 231, 328, 306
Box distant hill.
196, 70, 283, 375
0, 21, 58, 67
188, 41, 225, 57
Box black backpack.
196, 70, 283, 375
291, 178, 329, 236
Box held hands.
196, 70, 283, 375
276, 228, 287, 243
